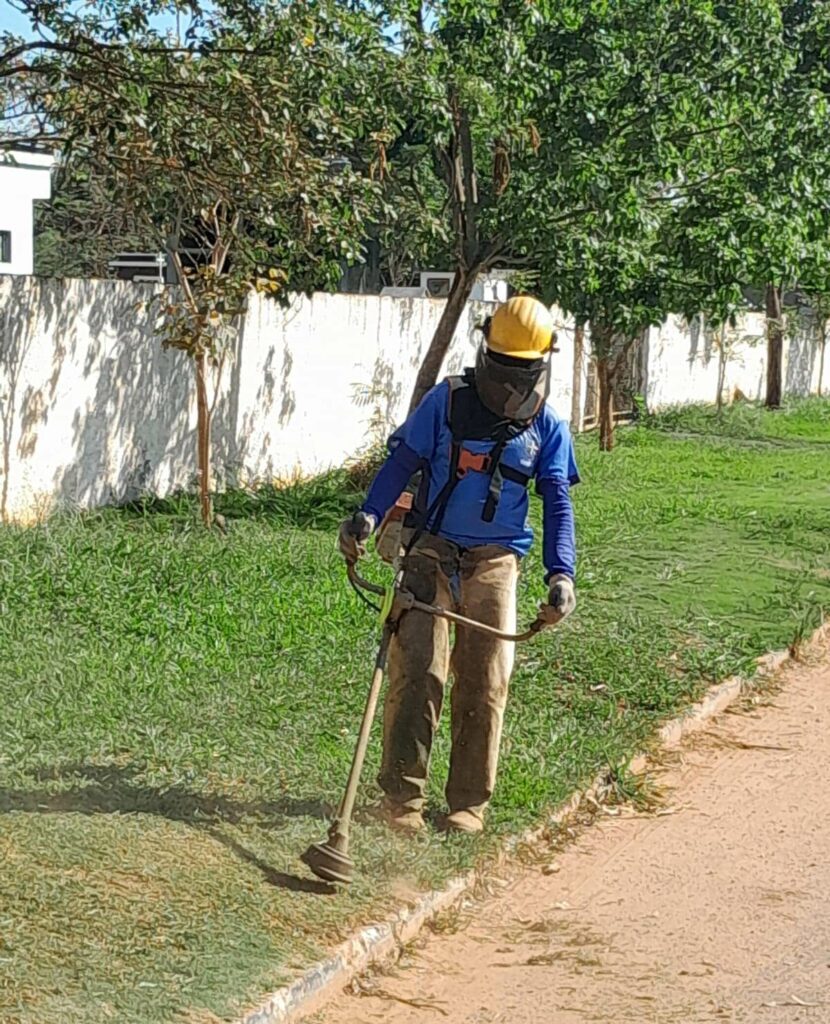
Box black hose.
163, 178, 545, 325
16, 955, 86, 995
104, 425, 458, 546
348, 570, 381, 613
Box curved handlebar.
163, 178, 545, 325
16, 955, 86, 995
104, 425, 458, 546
346, 563, 386, 597
346, 563, 548, 643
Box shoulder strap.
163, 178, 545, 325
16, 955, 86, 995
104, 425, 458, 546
446, 373, 471, 437
404, 379, 465, 554
481, 426, 512, 523
447, 373, 470, 395
409, 375, 535, 541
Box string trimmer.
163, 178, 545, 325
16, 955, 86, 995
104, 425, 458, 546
300, 563, 552, 885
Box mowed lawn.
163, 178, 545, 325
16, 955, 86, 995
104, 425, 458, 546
1, 399, 828, 1024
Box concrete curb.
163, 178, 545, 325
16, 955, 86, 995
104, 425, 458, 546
236, 622, 828, 1024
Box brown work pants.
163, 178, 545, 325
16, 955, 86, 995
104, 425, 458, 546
378, 534, 518, 823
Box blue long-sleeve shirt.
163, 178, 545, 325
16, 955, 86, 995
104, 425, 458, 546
362, 381, 579, 580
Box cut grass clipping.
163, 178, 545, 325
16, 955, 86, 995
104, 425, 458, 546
1, 399, 829, 1024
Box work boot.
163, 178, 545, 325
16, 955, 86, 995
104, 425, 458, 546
379, 799, 425, 834
444, 809, 484, 834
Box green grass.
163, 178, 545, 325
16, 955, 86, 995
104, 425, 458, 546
645, 394, 830, 444
1, 400, 829, 1023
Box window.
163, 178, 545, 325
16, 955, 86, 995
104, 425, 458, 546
424, 276, 452, 298
0, 231, 10, 264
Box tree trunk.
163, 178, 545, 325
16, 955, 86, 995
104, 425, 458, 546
765, 282, 784, 409
818, 319, 827, 398
195, 351, 212, 527
716, 327, 727, 412
570, 322, 585, 432
408, 267, 478, 413
408, 84, 483, 414
596, 355, 615, 452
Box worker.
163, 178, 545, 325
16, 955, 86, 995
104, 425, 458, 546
338, 296, 579, 835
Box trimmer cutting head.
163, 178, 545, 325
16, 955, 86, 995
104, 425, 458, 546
301, 828, 354, 885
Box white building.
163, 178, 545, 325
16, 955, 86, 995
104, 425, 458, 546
0, 149, 55, 276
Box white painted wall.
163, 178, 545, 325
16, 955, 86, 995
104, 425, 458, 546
0, 277, 576, 521
231, 295, 576, 486
642, 310, 827, 410
643, 313, 768, 409
0, 151, 54, 276
0, 276, 824, 523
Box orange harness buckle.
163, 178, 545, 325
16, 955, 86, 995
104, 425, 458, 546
456, 449, 491, 478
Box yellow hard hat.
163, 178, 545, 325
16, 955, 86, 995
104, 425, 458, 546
486, 296, 555, 360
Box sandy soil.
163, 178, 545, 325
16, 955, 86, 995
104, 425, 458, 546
320, 646, 830, 1023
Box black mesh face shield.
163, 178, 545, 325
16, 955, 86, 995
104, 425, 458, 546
474, 345, 552, 422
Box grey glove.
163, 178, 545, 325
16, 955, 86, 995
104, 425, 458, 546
540, 574, 576, 626
338, 511, 376, 563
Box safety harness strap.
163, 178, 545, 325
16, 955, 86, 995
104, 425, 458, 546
500, 464, 533, 486
404, 374, 534, 552
481, 428, 511, 523
427, 440, 461, 540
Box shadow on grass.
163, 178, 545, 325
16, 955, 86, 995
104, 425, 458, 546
0, 762, 337, 896
207, 828, 335, 895
112, 446, 385, 532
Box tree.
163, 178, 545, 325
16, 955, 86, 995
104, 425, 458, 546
3, 0, 400, 524
522, 0, 788, 449
373, 0, 796, 426
673, 1, 830, 409
797, 238, 830, 398
548, 226, 671, 451
369, 2, 584, 412
33, 161, 158, 278
762, 2, 830, 407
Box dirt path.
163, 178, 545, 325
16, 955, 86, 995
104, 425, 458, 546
320, 648, 830, 1024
